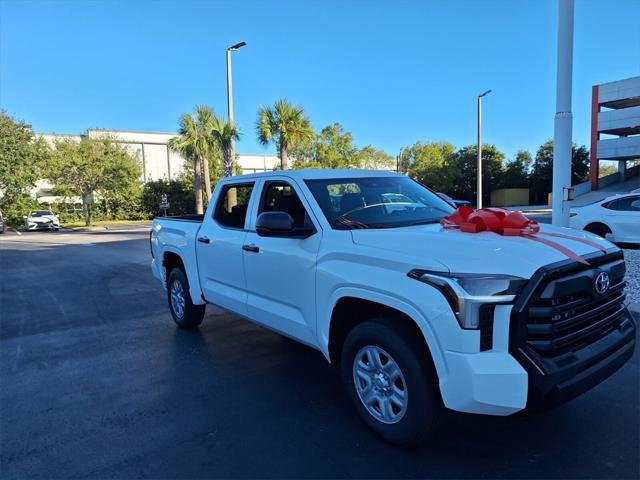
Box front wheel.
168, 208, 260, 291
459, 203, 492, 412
341, 318, 442, 446
167, 268, 205, 329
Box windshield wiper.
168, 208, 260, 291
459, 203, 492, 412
407, 220, 440, 226
336, 217, 370, 229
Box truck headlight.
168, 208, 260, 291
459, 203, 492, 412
407, 269, 526, 329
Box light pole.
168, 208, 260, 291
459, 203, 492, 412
226, 41, 246, 162
551, 0, 574, 226
476, 89, 492, 209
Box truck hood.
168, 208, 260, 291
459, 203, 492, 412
351, 223, 615, 279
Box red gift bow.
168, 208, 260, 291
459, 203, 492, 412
440, 206, 606, 265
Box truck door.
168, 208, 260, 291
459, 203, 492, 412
242, 178, 322, 347
196, 181, 255, 315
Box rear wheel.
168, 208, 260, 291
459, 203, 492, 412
167, 268, 205, 329
341, 318, 442, 445
584, 222, 611, 239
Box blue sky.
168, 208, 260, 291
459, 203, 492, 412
1, 0, 639, 161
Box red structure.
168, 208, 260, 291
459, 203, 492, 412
590, 85, 600, 190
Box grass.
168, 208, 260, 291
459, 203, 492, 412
61, 219, 152, 228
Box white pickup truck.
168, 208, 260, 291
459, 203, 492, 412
151, 169, 636, 445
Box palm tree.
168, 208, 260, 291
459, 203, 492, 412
256, 99, 314, 170
210, 117, 240, 177
169, 106, 218, 214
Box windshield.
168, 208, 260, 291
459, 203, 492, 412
31, 210, 54, 217
305, 176, 455, 229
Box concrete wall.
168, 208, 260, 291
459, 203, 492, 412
598, 76, 640, 106
598, 105, 640, 134
597, 136, 640, 160
490, 188, 529, 207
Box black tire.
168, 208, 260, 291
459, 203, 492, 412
584, 222, 611, 239
167, 268, 205, 329
341, 318, 442, 446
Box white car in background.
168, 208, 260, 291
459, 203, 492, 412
570, 193, 640, 244
24, 210, 60, 231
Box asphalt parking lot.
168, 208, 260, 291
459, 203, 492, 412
1, 230, 638, 479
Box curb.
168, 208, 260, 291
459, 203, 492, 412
66, 226, 151, 234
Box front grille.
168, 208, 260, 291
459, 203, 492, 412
510, 250, 636, 404
511, 251, 631, 366
522, 256, 627, 359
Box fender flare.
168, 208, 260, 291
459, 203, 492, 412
160, 246, 205, 305
323, 286, 449, 381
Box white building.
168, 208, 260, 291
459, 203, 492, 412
34, 129, 280, 203
38, 128, 280, 181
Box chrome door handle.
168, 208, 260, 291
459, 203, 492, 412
242, 244, 259, 253
197, 236, 210, 244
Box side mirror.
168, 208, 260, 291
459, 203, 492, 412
256, 211, 314, 238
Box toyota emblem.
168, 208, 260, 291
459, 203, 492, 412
595, 272, 610, 294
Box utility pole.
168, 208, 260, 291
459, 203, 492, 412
552, 0, 574, 226
226, 41, 246, 163
477, 89, 492, 209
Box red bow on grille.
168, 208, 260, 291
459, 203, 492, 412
441, 206, 607, 265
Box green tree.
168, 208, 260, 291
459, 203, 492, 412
256, 99, 314, 170
454, 144, 505, 206
291, 123, 395, 171
292, 123, 358, 169
0, 112, 50, 218
47, 136, 141, 225
502, 150, 532, 189
598, 163, 619, 178
210, 117, 240, 177
402, 141, 459, 194
357, 145, 396, 170
572, 145, 590, 184
529, 140, 591, 204
169, 105, 221, 213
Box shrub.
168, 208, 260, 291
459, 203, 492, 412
142, 179, 196, 218
0, 194, 42, 227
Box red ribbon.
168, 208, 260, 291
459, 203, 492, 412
440, 206, 606, 265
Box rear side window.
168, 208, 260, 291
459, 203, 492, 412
604, 196, 640, 212
214, 183, 254, 229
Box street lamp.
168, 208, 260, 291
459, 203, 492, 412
226, 41, 247, 162
477, 89, 492, 209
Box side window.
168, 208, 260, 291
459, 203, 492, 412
605, 196, 640, 212
618, 196, 640, 212
258, 182, 312, 229
214, 183, 254, 229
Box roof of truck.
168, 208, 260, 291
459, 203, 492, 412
227, 169, 401, 181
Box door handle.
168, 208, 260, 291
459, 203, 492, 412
242, 244, 260, 253
197, 236, 210, 244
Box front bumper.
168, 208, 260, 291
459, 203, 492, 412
439, 349, 528, 415
436, 279, 635, 416
26, 222, 59, 230
515, 307, 635, 407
